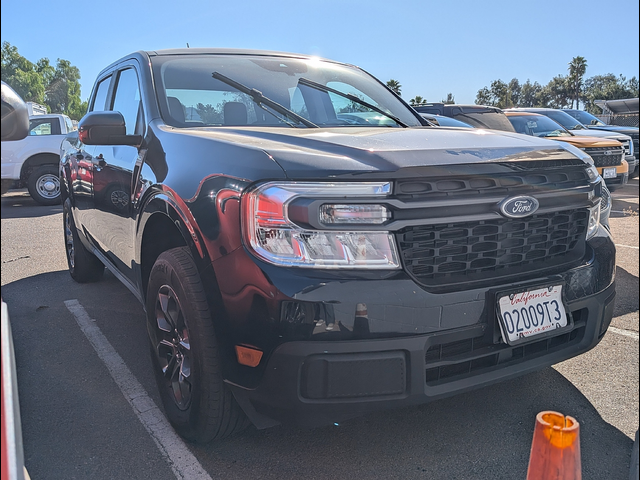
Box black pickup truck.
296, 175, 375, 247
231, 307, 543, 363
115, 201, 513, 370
60, 48, 615, 443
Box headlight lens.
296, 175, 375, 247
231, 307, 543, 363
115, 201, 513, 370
243, 182, 400, 269
585, 165, 600, 181
586, 202, 601, 240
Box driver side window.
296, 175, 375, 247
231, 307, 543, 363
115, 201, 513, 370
111, 68, 143, 135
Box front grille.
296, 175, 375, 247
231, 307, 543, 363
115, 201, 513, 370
424, 309, 587, 385
398, 209, 588, 288
584, 146, 624, 167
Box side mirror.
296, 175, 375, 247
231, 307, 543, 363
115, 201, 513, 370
1, 81, 29, 141
78, 111, 142, 146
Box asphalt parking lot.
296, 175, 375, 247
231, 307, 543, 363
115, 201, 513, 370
1, 177, 638, 480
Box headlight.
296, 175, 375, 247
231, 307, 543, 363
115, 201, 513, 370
585, 165, 599, 181
586, 202, 601, 240
242, 182, 400, 269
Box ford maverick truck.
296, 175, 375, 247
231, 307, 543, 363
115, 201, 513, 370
60, 48, 616, 443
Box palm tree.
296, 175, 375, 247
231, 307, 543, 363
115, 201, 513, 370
410, 96, 427, 106
568, 56, 588, 109
386, 79, 402, 96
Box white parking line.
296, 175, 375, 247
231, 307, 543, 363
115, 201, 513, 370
64, 299, 212, 480
615, 244, 640, 250
608, 326, 640, 340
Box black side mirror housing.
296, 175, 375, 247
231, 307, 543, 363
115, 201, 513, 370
78, 111, 142, 146
1, 81, 29, 141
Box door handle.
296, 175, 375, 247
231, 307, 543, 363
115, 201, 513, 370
93, 154, 107, 170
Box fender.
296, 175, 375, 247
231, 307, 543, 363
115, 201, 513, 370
135, 187, 211, 301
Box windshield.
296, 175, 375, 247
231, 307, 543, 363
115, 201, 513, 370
508, 115, 572, 137
452, 110, 515, 132
151, 54, 423, 128
431, 115, 474, 128
543, 110, 588, 130
564, 110, 607, 126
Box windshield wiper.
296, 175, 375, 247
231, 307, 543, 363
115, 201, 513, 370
212, 72, 318, 128
297, 77, 409, 128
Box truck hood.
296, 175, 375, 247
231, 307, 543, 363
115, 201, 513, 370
588, 125, 639, 134
177, 126, 586, 178
570, 129, 631, 141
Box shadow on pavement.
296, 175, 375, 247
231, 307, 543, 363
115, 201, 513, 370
4, 270, 633, 480
614, 266, 640, 317
1, 192, 62, 219
193, 368, 634, 480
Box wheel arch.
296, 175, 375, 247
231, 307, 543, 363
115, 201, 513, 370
137, 193, 216, 306
20, 152, 60, 182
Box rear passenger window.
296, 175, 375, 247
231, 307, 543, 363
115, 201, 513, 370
91, 77, 111, 112
29, 118, 61, 135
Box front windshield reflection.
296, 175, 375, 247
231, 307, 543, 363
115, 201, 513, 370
153, 55, 423, 128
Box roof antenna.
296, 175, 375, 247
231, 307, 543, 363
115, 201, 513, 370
186, 43, 190, 48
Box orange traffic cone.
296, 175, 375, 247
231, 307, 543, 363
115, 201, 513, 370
526, 411, 581, 480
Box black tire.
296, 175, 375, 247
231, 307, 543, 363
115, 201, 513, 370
630, 165, 639, 179
146, 247, 247, 443
27, 165, 61, 205
63, 200, 104, 282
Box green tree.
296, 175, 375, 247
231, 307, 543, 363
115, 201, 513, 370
442, 93, 455, 104
1, 42, 46, 105
45, 59, 86, 117
519, 80, 542, 107
627, 76, 639, 97
490, 80, 511, 108
568, 56, 588, 109
508, 78, 521, 107
475, 87, 491, 105
582, 74, 637, 113
542, 75, 572, 108
0, 41, 88, 119
410, 96, 427, 105
386, 79, 402, 96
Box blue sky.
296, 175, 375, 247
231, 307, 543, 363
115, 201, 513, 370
2, 0, 638, 105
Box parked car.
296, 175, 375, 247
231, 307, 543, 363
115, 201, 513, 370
505, 111, 629, 191
61, 48, 615, 443
413, 103, 516, 131
1, 112, 76, 204
419, 113, 474, 128
507, 108, 636, 178
562, 108, 639, 178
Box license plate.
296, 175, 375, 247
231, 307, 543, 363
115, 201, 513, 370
497, 285, 567, 344
603, 167, 617, 179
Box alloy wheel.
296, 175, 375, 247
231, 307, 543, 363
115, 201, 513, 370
153, 285, 192, 410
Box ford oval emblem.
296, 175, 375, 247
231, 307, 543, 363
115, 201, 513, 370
499, 196, 539, 218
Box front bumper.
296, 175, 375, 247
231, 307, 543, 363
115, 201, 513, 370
626, 154, 639, 176
226, 229, 616, 428
599, 159, 629, 189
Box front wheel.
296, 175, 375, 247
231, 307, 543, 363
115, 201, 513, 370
146, 247, 248, 443
27, 165, 61, 205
